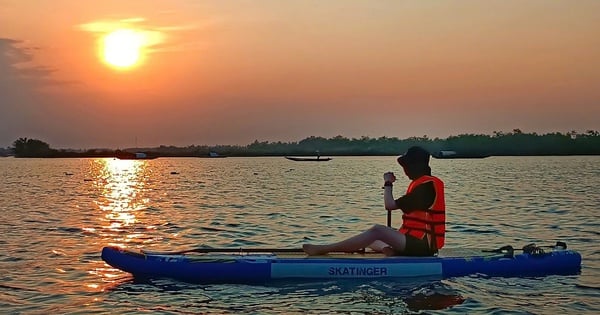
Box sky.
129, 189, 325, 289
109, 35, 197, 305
1, 0, 599, 149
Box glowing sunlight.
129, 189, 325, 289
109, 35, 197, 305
101, 29, 146, 69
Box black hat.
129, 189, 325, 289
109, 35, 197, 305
397, 146, 430, 167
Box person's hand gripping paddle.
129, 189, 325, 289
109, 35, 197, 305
383, 171, 396, 227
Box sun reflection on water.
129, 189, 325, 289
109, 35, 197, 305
89, 158, 157, 290
93, 158, 152, 246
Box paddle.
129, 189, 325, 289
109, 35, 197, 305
143, 247, 304, 255
143, 247, 369, 256
482, 245, 515, 257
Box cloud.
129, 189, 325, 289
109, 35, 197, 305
78, 17, 207, 54
79, 18, 167, 48
0, 38, 37, 145
0, 38, 61, 86
0, 38, 72, 147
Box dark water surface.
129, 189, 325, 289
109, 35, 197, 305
0, 156, 598, 314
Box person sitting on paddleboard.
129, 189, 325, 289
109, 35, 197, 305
303, 146, 445, 256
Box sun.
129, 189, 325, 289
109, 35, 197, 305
101, 29, 145, 69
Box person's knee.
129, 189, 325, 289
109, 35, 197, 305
370, 224, 387, 233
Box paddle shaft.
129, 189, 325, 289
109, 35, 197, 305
144, 247, 368, 255
387, 210, 391, 227
145, 248, 303, 255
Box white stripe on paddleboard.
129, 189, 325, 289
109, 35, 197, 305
271, 262, 442, 279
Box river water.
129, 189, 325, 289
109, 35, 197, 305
0, 156, 598, 314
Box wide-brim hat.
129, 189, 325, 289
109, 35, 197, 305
397, 146, 430, 166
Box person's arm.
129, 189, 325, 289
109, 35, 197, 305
383, 185, 398, 210
394, 181, 435, 213
383, 172, 398, 210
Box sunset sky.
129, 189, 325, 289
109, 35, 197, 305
1, 0, 599, 149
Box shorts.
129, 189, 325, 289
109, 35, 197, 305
402, 234, 435, 256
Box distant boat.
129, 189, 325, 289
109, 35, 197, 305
285, 156, 332, 162
208, 152, 226, 158
432, 150, 491, 159
115, 151, 158, 160
197, 152, 227, 158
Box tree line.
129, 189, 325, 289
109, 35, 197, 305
4, 129, 600, 158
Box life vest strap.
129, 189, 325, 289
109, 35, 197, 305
401, 215, 444, 226
403, 226, 445, 237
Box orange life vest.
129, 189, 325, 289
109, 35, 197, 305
399, 175, 445, 251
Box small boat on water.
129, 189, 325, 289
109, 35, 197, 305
196, 151, 227, 158
101, 242, 581, 284
286, 150, 331, 162
285, 156, 332, 162
432, 150, 491, 159
115, 151, 158, 160
208, 151, 227, 158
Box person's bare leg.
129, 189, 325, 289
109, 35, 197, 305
368, 240, 389, 252
368, 240, 397, 257
303, 224, 407, 256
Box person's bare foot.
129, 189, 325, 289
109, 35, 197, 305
303, 244, 326, 256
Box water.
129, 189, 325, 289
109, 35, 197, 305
0, 156, 598, 314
